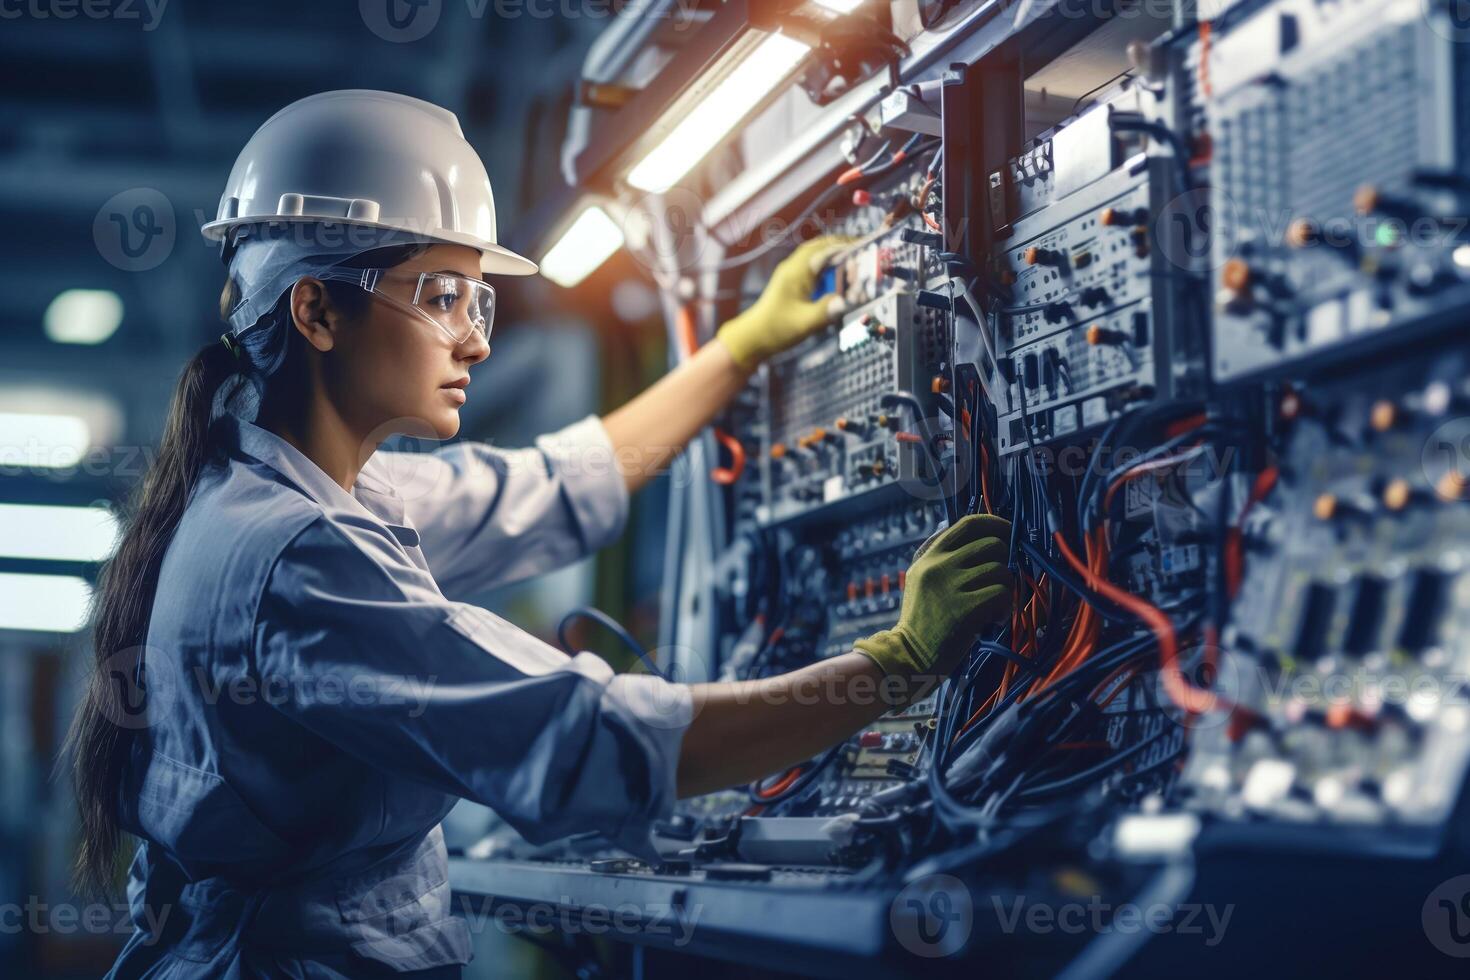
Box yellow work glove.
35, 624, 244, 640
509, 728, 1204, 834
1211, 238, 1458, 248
716, 235, 855, 370
854, 515, 1013, 678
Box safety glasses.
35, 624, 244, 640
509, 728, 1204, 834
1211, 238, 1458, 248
315, 268, 495, 344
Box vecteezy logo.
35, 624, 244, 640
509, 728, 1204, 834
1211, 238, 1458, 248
96, 646, 177, 731
93, 189, 175, 272
623, 187, 710, 275
360, 418, 455, 504
890, 874, 973, 958
355, 872, 438, 966
1154, 187, 1239, 273
360, 0, 441, 43
1423, 874, 1470, 957
1422, 0, 1470, 45
1422, 417, 1470, 501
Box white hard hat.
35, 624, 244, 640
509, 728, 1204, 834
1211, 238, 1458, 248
202, 89, 537, 277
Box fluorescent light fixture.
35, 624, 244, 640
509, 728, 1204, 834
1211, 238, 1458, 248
539, 205, 626, 288
0, 412, 93, 469
0, 573, 92, 633
626, 32, 811, 193
811, 0, 865, 12
44, 289, 124, 345
0, 503, 121, 563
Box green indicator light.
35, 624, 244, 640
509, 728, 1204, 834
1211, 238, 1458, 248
1375, 224, 1401, 248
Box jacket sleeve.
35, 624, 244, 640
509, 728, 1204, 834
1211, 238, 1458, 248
362, 414, 629, 598
251, 515, 690, 860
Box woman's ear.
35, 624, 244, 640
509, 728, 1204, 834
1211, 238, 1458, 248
289, 277, 337, 353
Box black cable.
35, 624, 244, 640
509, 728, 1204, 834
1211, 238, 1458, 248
880, 391, 956, 525
1016, 729, 1170, 800
1018, 539, 1131, 624
1071, 69, 1134, 115
712, 183, 848, 272
1110, 114, 1194, 193
557, 606, 666, 680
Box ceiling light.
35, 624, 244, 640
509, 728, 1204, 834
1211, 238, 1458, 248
44, 289, 125, 345
0, 412, 93, 469
626, 32, 811, 193
0, 573, 93, 634
0, 503, 120, 563
539, 205, 626, 288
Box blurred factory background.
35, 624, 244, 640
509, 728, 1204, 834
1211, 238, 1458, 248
0, 3, 670, 975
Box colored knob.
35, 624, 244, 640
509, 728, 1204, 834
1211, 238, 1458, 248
1222, 258, 1252, 293
1437, 470, 1470, 501
1382, 478, 1415, 512
1313, 493, 1338, 521
1286, 219, 1320, 249
1369, 400, 1398, 432
1354, 184, 1380, 216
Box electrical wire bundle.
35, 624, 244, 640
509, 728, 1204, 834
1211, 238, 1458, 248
694, 115, 1280, 866
902, 397, 1265, 855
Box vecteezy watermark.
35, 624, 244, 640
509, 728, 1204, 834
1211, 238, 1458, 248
1154, 187, 1240, 273
0, 441, 161, 480
0, 0, 169, 29
1046, 0, 1236, 22
359, 878, 702, 968
1150, 185, 1470, 276
0, 897, 168, 940
1424, 874, 1470, 957
1422, 0, 1470, 45
457, 894, 702, 947
358, 0, 700, 43
620, 186, 969, 279
1023, 440, 1239, 485
93, 645, 441, 731
94, 187, 176, 272
95, 647, 177, 731
1423, 417, 1470, 501
890, 875, 974, 958
992, 894, 1234, 946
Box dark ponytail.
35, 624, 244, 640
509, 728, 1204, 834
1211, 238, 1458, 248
65, 239, 432, 895
67, 338, 243, 896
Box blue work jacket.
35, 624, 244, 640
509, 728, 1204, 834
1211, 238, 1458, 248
105, 414, 693, 978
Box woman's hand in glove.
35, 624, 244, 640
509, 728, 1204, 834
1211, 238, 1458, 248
853, 514, 1013, 689
714, 235, 855, 370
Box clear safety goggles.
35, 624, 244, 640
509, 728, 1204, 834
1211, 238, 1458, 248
314, 267, 495, 344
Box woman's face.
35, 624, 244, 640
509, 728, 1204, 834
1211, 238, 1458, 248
319, 244, 492, 442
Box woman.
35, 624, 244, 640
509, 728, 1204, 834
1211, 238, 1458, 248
68, 90, 1012, 978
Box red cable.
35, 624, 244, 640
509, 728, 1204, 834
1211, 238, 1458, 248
710, 427, 747, 485
1054, 530, 1220, 715
1225, 464, 1279, 598
755, 767, 803, 799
